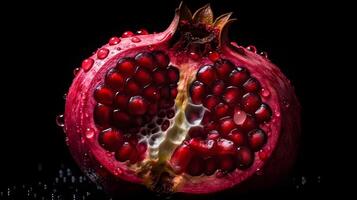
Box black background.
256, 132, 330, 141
1, 0, 343, 199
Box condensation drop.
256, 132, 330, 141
246, 45, 257, 53
256, 168, 264, 176
56, 114, 64, 127
260, 51, 268, 59
261, 88, 270, 97
73, 68, 80, 76
85, 128, 95, 139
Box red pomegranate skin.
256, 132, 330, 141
63, 3, 300, 196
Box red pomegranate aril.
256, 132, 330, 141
196, 65, 217, 86
240, 114, 257, 131
143, 84, 160, 102
212, 80, 225, 96
189, 52, 200, 60
128, 96, 147, 115
81, 58, 94, 72
109, 37, 121, 45
134, 67, 152, 86
112, 110, 130, 127
166, 109, 175, 118
153, 51, 170, 67
116, 58, 136, 76
114, 92, 129, 110
136, 142, 148, 158
208, 51, 220, 62
233, 108, 247, 126
99, 128, 124, 151
188, 126, 205, 138
255, 103, 272, 122
214, 103, 230, 119
207, 131, 220, 140
125, 78, 141, 95
219, 117, 237, 136
203, 95, 220, 110
122, 31, 134, 38
187, 156, 204, 176
167, 66, 180, 84
170, 85, 178, 98
170, 143, 193, 173
189, 138, 215, 155
115, 142, 134, 162
94, 85, 114, 106
190, 81, 206, 104
136, 29, 149, 35
223, 86, 242, 105
152, 68, 167, 85
204, 158, 218, 175
243, 78, 261, 93
159, 86, 170, 99
97, 48, 109, 59
105, 69, 125, 90
161, 120, 170, 131
229, 69, 250, 86
241, 93, 262, 113
94, 104, 112, 127
236, 147, 254, 169
248, 129, 267, 151
216, 138, 236, 154
147, 103, 158, 115
214, 59, 235, 79
228, 129, 245, 146
205, 121, 218, 132
219, 155, 236, 172
135, 52, 156, 70
201, 111, 212, 125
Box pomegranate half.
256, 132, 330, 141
63, 3, 300, 195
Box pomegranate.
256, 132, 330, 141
63, 3, 300, 196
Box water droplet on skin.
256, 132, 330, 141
131, 37, 141, 43
73, 68, 80, 76
261, 88, 270, 97
246, 45, 257, 53
56, 114, 64, 127
260, 51, 268, 59
85, 128, 95, 139
256, 168, 264, 176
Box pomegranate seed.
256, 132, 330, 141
190, 81, 206, 104
94, 104, 111, 127
189, 138, 215, 155
131, 37, 141, 43
98, 128, 124, 151
205, 121, 218, 132
233, 108, 247, 125
147, 103, 158, 115
170, 144, 193, 173
170, 85, 178, 98
243, 78, 261, 93
241, 93, 262, 113
228, 129, 245, 146
167, 66, 180, 84
203, 95, 220, 110
153, 51, 170, 67
152, 68, 166, 85
255, 103, 272, 122
223, 86, 243, 105
211, 80, 225, 96
205, 157, 218, 175
229, 69, 250, 86
214, 103, 230, 119
115, 142, 134, 162
122, 31, 134, 38
208, 51, 220, 62
128, 96, 148, 115
112, 110, 130, 127
143, 84, 160, 102
81, 58, 94, 72
136, 142, 148, 156
207, 130, 220, 140
97, 48, 109, 59
219, 117, 237, 136
105, 69, 125, 90
219, 155, 236, 172
161, 120, 170, 131
94, 85, 114, 105
134, 67, 152, 86
116, 57, 136, 76
196, 65, 217, 86
125, 78, 141, 95
236, 147, 254, 169
201, 111, 212, 125
187, 156, 204, 176
189, 52, 200, 61
214, 59, 235, 79
188, 126, 205, 138
114, 92, 129, 110
159, 86, 170, 99
240, 114, 257, 131
135, 52, 155, 70
248, 129, 267, 151
108, 37, 121, 45
136, 29, 149, 35
216, 138, 236, 154
166, 109, 175, 118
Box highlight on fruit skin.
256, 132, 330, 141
61, 2, 301, 196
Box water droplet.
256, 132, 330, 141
256, 168, 264, 176
73, 68, 80, 76
108, 37, 121, 45
81, 58, 94, 72
246, 45, 257, 53
116, 47, 122, 51
275, 111, 281, 117
260, 51, 268, 59
261, 88, 270, 97
131, 37, 141, 43
63, 93, 67, 100
85, 128, 95, 139
56, 114, 64, 127
97, 48, 109, 59
233, 109, 247, 125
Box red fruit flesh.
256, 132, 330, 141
63, 3, 300, 196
